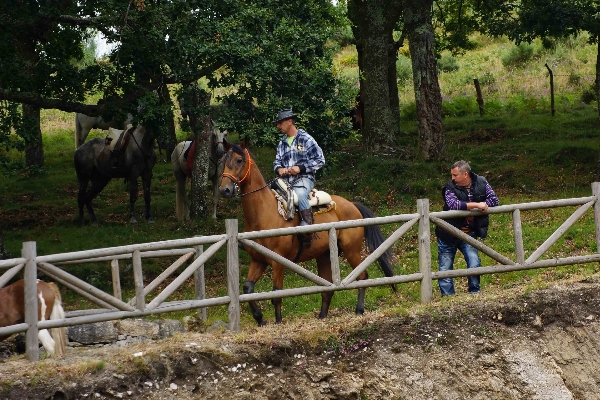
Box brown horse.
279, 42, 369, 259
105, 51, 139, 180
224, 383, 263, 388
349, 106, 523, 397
219, 141, 394, 326
0, 280, 67, 357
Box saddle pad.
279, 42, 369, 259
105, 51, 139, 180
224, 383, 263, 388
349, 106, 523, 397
106, 128, 123, 152
184, 141, 195, 177
271, 178, 332, 207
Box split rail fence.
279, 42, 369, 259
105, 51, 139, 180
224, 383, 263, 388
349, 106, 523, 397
2, 182, 600, 361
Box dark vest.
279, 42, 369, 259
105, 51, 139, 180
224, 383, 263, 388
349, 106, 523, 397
435, 173, 490, 244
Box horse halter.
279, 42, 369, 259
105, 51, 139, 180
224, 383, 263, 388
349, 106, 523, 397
221, 148, 253, 196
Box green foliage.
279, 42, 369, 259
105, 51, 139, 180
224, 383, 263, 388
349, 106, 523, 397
396, 55, 413, 85
437, 53, 460, 73
501, 43, 536, 68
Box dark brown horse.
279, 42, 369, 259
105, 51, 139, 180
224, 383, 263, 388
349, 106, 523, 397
0, 280, 67, 357
219, 142, 394, 326
74, 125, 157, 226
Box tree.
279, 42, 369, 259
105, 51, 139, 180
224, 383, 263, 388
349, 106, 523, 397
347, 0, 403, 150
405, 0, 444, 161
1, 0, 351, 218
0, 0, 351, 156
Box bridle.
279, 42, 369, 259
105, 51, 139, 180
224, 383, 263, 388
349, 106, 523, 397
221, 148, 271, 197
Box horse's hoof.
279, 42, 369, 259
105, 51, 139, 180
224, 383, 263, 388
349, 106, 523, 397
257, 320, 267, 327
92, 221, 98, 227
147, 218, 155, 224
130, 218, 138, 224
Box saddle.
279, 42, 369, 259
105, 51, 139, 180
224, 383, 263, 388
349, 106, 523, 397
105, 127, 133, 153
101, 127, 134, 168
270, 178, 335, 221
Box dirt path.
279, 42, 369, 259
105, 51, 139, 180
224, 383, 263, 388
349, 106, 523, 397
1, 278, 600, 399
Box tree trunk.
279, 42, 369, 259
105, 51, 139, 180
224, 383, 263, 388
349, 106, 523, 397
188, 88, 212, 220
404, 0, 445, 161
159, 84, 177, 157
22, 104, 44, 168
348, 0, 402, 150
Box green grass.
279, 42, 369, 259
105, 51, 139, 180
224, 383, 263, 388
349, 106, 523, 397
1, 33, 600, 330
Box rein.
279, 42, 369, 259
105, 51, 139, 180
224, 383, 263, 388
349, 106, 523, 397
222, 148, 271, 197
130, 129, 154, 160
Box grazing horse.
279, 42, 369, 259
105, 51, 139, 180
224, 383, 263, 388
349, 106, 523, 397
171, 126, 227, 221
74, 125, 157, 226
0, 280, 67, 357
74, 112, 133, 149
219, 142, 395, 326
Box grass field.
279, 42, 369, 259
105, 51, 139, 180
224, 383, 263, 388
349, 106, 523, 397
1, 34, 599, 330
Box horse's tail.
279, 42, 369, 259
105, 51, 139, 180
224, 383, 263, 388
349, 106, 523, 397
74, 113, 81, 149
47, 282, 67, 358
353, 202, 396, 291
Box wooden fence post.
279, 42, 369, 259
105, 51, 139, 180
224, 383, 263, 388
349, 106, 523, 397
22, 241, 39, 361
417, 199, 432, 303
226, 219, 240, 331
474, 79, 484, 116
545, 63, 555, 116
512, 209, 525, 264
193, 244, 207, 321
593, 182, 600, 253
132, 250, 144, 311
111, 259, 122, 301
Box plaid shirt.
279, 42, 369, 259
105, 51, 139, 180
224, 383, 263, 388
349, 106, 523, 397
443, 181, 499, 210
273, 129, 325, 182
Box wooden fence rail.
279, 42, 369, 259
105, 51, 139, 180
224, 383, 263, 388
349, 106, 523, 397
2, 182, 600, 360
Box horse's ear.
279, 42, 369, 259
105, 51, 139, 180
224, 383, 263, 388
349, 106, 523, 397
223, 138, 231, 151
239, 137, 249, 149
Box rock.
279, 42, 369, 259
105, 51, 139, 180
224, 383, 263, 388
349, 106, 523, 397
68, 321, 118, 344
116, 319, 160, 339
157, 319, 185, 339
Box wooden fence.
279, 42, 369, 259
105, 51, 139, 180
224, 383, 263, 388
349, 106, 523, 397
2, 182, 600, 361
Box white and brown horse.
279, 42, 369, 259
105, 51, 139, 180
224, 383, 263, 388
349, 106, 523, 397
0, 280, 67, 357
171, 124, 227, 220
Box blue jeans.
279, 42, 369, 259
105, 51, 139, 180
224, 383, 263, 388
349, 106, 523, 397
292, 177, 314, 225
437, 236, 481, 296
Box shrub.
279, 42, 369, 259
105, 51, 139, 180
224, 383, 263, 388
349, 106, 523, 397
501, 43, 535, 68
396, 55, 413, 85
437, 53, 459, 73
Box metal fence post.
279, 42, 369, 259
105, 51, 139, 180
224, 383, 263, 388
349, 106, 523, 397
226, 219, 240, 331
417, 199, 432, 303
593, 182, 600, 253
22, 241, 39, 361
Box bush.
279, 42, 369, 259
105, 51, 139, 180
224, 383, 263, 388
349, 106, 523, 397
501, 43, 535, 68
396, 55, 413, 85
437, 53, 459, 73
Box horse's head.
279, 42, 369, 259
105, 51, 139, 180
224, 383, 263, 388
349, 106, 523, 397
213, 128, 227, 160
219, 143, 252, 198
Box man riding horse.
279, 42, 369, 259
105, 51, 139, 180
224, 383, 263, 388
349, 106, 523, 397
272, 108, 325, 248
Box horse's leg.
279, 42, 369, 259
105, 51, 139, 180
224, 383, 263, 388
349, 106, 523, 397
174, 171, 187, 221
85, 178, 111, 227
244, 260, 268, 326
77, 177, 89, 226
316, 252, 334, 319
128, 177, 140, 224
270, 263, 285, 324
141, 171, 153, 223
344, 241, 369, 315
211, 176, 219, 219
